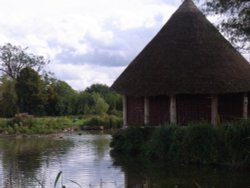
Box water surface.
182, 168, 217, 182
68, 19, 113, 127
0, 131, 249, 188
0, 132, 124, 188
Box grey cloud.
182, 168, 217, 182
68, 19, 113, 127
52, 14, 164, 67
54, 42, 128, 67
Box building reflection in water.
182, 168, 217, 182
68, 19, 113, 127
112, 155, 250, 188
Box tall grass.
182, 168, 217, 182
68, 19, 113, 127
110, 120, 250, 168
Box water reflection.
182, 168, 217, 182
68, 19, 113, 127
0, 132, 124, 188
59, 132, 124, 188
0, 136, 74, 187
91, 133, 110, 160
0, 132, 249, 188
112, 156, 250, 188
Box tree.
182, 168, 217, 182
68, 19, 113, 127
85, 83, 110, 94
44, 85, 59, 116
0, 75, 18, 117
74, 91, 93, 115
92, 93, 109, 115
50, 80, 76, 115
86, 83, 122, 113
198, 0, 250, 52
0, 43, 49, 80
15, 67, 47, 115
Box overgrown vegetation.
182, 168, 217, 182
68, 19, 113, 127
110, 120, 250, 168
0, 114, 122, 135
0, 115, 77, 134
82, 115, 122, 129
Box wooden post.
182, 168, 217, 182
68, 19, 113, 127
211, 95, 218, 127
123, 96, 127, 128
170, 95, 177, 124
144, 96, 149, 125
243, 93, 248, 120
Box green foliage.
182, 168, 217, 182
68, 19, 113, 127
0, 48, 122, 118
74, 91, 92, 115
0, 115, 121, 135
92, 93, 109, 115
45, 85, 60, 116
50, 80, 76, 116
167, 127, 188, 163
16, 67, 47, 115
108, 115, 123, 129
223, 120, 250, 166
0, 44, 122, 118
9, 113, 34, 127
43, 82, 121, 117
0, 75, 18, 117
0, 45, 121, 118
86, 83, 110, 94
0, 118, 8, 133
0, 116, 81, 135
110, 127, 152, 155
198, 0, 249, 51
146, 126, 177, 160
86, 83, 122, 113
111, 121, 250, 167
184, 124, 219, 164
82, 115, 122, 129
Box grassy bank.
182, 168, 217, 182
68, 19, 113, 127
0, 114, 122, 135
110, 121, 250, 168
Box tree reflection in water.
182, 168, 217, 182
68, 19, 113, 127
0, 136, 74, 188
91, 132, 110, 160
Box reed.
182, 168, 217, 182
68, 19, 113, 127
110, 121, 250, 168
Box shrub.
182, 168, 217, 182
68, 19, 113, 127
2, 116, 77, 134
184, 124, 219, 164
146, 126, 177, 160
223, 120, 250, 166
9, 113, 34, 128
0, 118, 8, 133
82, 115, 122, 129
168, 127, 188, 163
110, 127, 152, 156
111, 121, 250, 168
108, 115, 123, 129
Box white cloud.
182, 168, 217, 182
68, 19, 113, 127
48, 63, 124, 90
1, 0, 239, 90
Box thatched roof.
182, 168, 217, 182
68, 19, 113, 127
111, 0, 250, 96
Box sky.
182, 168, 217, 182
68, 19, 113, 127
0, 0, 243, 91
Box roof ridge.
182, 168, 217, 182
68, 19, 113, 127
111, 0, 250, 96
177, 0, 199, 13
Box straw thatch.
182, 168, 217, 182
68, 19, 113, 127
111, 0, 250, 96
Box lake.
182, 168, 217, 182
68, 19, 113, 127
0, 131, 249, 188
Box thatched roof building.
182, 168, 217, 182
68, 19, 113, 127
111, 0, 250, 126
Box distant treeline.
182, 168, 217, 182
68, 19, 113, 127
0, 43, 122, 118
0, 68, 122, 117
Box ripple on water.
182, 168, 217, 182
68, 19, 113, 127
0, 132, 124, 188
